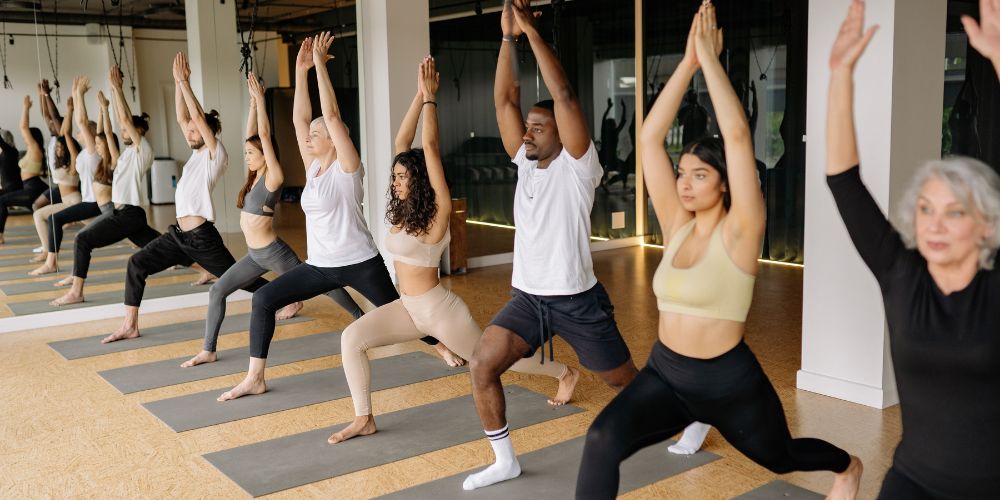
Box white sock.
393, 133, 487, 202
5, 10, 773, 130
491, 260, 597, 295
667, 422, 711, 455
462, 425, 522, 490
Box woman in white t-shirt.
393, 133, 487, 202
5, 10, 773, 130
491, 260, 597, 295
30, 78, 104, 276
50, 68, 161, 307
218, 33, 457, 401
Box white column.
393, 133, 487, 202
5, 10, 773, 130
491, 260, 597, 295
185, 0, 245, 235
357, 0, 431, 276
799, 0, 946, 408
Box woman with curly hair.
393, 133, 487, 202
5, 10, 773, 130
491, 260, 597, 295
218, 34, 458, 401
325, 56, 576, 445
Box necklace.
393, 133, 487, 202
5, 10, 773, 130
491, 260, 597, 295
524, 166, 540, 200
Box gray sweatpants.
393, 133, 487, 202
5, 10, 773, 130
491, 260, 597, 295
203, 237, 364, 352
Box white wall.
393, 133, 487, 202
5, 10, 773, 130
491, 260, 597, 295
133, 28, 281, 163
799, 0, 946, 408
0, 23, 139, 149
358, 0, 431, 278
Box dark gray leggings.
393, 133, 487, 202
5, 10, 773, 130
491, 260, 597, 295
202, 238, 364, 352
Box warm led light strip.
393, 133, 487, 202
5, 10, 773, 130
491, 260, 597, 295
639, 242, 804, 268
467, 220, 610, 241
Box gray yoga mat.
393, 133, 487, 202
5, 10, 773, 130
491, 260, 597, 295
99, 331, 342, 394
203, 385, 583, 497
0, 242, 127, 265
8, 281, 208, 316
0, 266, 196, 295
144, 351, 466, 432
379, 436, 720, 500
2, 233, 74, 246
733, 480, 824, 499
47, 313, 313, 360
0, 250, 130, 280
0, 240, 128, 258
3, 224, 73, 236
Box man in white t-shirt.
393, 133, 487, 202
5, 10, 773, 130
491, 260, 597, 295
101, 53, 267, 344
463, 0, 638, 491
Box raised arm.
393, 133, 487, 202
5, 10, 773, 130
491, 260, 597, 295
98, 91, 119, 167
109, 65, 141, 151
173, 53, 192, 133
174, 52, 219, 153
249, 75, 283, 191
292, 37, 316, 167
419, 57, 452, 233
19, 96, 44, 163
246, 88, 258, 139
616, 98, 627, 134
73, 77, 97, 152
962, 0, 1000, 78
38, 80, 61, 136
61, 96, 79, 170
827, 0, 878, 176
312, 32, 360, 173
640, 10, 700, 236
395, 69, 424, 154
495, 1, 527, 158
513, 0, 590, 159
695, 3, 764, 235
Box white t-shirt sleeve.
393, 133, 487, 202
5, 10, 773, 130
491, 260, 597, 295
563, 142, 603, 182
209, 142, 229, 185
138, 139, 155, 175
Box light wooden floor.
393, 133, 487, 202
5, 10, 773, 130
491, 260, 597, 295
0, 213, 901, 499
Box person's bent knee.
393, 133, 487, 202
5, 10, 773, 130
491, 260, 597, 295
583, 415, 624, 459
340, 323, 367, 354
251, 287, 281, 315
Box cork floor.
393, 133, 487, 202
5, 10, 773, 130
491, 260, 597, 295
0, 215, 901, 499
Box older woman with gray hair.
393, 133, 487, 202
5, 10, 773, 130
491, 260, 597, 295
826, 1, 1000, 498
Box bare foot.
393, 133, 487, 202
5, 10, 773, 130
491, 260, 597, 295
181, 350, 217, 368
53, 276, 73, 287
434, 343, 466, 367
191, 271, 215, 286
101, 325, 140, 344
276, 301, 304, 321
548, 366, 580, 406
217, 376, 267, 401
827, 456, 863, 500
327, 415, 377, 444
49, 292, 84, 306
28, 264, 58, 276
29, 254, 46, 263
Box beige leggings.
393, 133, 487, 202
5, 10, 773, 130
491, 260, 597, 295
33, 190, 82, 251
341, 283, 568, 416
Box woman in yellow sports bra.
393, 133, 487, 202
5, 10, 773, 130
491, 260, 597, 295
576, 4, 861, 499
0, 96, 51, 245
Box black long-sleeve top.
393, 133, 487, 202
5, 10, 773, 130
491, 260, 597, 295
828, 166, 1000, 499
0, 139, 23, 193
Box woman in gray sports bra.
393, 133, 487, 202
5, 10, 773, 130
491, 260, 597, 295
181, 75, 364, 368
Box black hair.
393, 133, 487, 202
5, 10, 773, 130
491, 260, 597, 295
385, 148, 438, 236
205, 109, 222, 135
680, 136, 730, 210
532, 99, 555, 113
132, 112, 150, 134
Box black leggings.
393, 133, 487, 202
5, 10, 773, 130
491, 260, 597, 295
125, 222, 266, 307
0, 176, 48, 233
576, 341, 850, 499
246, 253, 436, 359
73, 204, 160, 279
48, 201, 102, 252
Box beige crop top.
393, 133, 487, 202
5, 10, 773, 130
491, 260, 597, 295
385, 227, 450, 268
18, 155, 42, 176
652, 218, 756, 322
